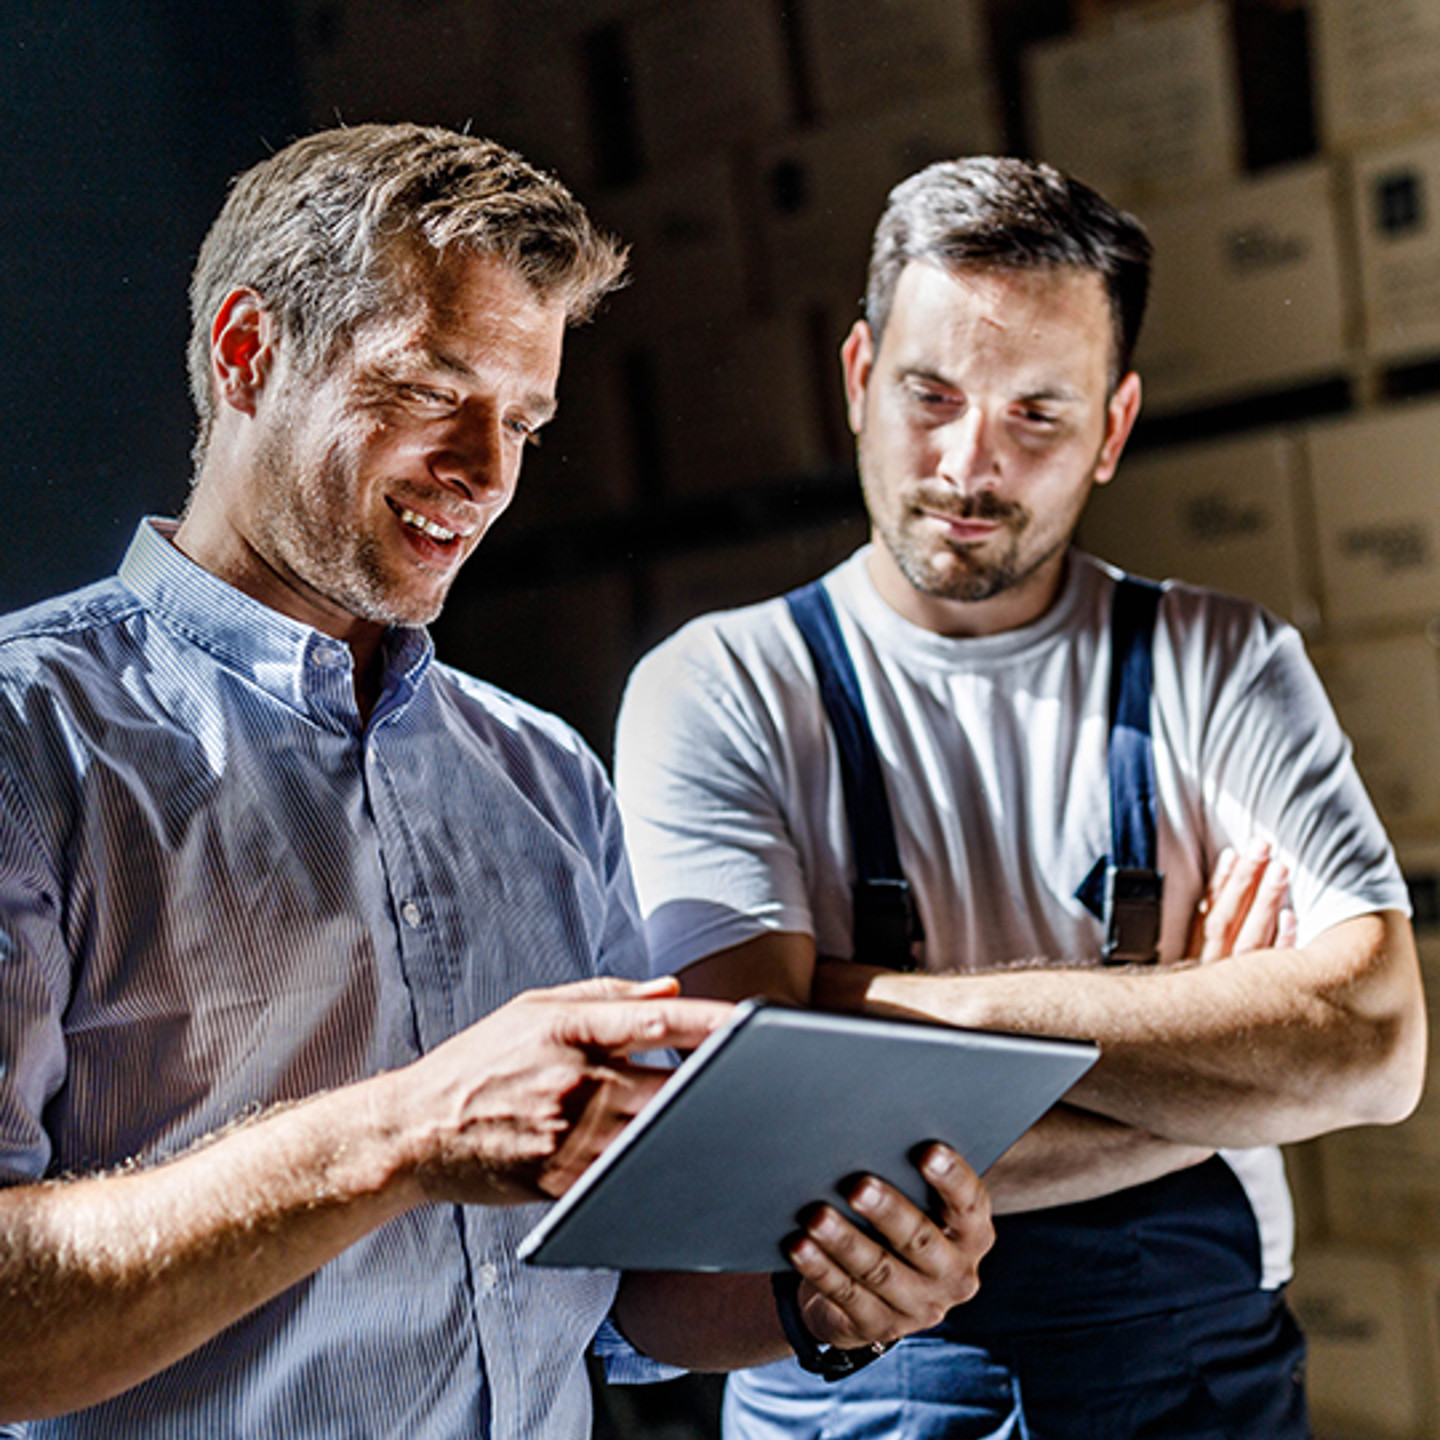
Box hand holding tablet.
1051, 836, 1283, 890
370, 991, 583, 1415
519, 999, 1097, 1272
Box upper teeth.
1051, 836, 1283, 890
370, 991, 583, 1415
399, 508, 457, 542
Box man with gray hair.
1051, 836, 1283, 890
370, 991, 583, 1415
0, 125, 994, 1437
616, 156, 1425, 1436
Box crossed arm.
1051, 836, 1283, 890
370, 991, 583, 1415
678, 846, 1427, 1213
0, 976, 992, 1422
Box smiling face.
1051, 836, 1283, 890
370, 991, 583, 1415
180, 252, 566, 649
844, 260, 1141, 637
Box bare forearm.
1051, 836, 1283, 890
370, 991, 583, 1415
985, 1105, 1211, 1213
818, 912, 1425, 1148
0, 1078, 418, 1421
613, 1273, 789, 1371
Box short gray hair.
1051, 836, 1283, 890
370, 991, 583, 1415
187, 123, 627, 462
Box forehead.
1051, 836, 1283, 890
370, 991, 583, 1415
346, 251, 565, 378
880, 261, 1113, 384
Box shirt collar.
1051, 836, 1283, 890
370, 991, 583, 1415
117, 518, 434, 720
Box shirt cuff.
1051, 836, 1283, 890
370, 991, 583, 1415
592, 1314, 688, 1385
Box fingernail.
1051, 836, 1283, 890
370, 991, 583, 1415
789, 1237, 820, 1266
922, 1148, 955, 1179
850, 1180, 882, 1212
1246, 836, 1271, 860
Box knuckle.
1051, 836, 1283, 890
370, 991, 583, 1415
857, 1249, 896, 1292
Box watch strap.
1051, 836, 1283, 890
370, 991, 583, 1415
770, 1271, 896, 1382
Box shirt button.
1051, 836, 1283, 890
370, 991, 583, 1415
475, 1262, 499, 1293
400, 900, 423, 928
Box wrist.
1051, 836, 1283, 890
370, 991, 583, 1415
770, 1271, 896, 1382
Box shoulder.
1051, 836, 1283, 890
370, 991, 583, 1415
0, 580, 151, 722
1075, 552, 1293, 669
426, 660, 617, 815
0, 579, 146, 665
622, 590, 820, 749
429, 660, 596, 760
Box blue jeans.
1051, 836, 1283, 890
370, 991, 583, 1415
724, 1287, 1310, 1440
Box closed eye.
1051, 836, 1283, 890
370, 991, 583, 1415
401, 384, 456, 410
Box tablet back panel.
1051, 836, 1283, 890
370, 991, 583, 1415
518, 1003, 1096, 1272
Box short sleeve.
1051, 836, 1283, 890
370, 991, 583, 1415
615, 616, 819, 978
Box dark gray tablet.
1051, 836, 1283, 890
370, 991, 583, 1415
518, 999, 1097, 1272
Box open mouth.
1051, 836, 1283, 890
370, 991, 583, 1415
396, 506, 460, 543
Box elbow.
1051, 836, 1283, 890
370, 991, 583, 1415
1322, 911, 1428, 1130
1335, 988, 1428, 1130
1363, 1006, 1427, 1127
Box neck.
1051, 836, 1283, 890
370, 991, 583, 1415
171, 495, 390, 725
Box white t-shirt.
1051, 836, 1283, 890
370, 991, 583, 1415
616, 546, 1408, 1289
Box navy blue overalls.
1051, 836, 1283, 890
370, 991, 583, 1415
736, 575, 1311, 1440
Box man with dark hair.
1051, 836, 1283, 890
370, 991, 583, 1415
0, 125, 994, 1437
616, 155, 1426, 1437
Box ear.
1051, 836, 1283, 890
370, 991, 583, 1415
840, 319, 876, 437
210, 287, 277, 417
1092, 371, 1142, 486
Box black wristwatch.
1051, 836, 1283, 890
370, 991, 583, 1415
771, 1271, 898, 1382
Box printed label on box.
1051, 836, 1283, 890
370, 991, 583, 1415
1354, 130, 1440, 364
1315, 0, 1440, 147
1079, 430, 1312, 626
1306, 400, 1440, 626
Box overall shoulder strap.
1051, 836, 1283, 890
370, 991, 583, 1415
785, 581, 919, 970
1095, 574, 1165, 963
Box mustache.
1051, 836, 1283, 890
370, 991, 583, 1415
912, 488, 1027, 524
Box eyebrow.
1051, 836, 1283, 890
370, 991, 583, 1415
899, 366, 1085, 405
395, 344, 559, 423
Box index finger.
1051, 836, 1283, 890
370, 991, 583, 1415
552, 995, 735, 1057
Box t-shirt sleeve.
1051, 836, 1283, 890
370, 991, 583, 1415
614, 621, 817, 979
1177, 601, 1410, 945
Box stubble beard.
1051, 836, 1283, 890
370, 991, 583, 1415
871, 483, 1043, 604
252, 410, 446, 630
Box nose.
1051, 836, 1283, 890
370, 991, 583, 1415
429, 409, 513, 505
935, 408, 1000, 495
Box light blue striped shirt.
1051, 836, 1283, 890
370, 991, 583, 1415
0, 520, 663, 1437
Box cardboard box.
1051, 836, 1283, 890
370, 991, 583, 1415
1282, 1139, 1330, 1249
1133, 161, 1350, 415
1289, 1245, 1428, 1440
802, 0, 990, 119
1318, 979, 1440, 1250
1351, 129, 1440, 367
754, 86, 1005, 310
590, 156, 751, 342
1022, 0, 1241, 205
1313, 0, 1440, 150
1413, 1252, 1440, 1437
1078, 430, 1315, 628
627, 0, 793, 169
1305, 400, 1440, 628
643, 515, 870, 650
646, 313, 830, 500
1309, 840, 1440, 1252
1311, 633, 1440, 831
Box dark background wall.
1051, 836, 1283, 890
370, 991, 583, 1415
0, 1, 303, 611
